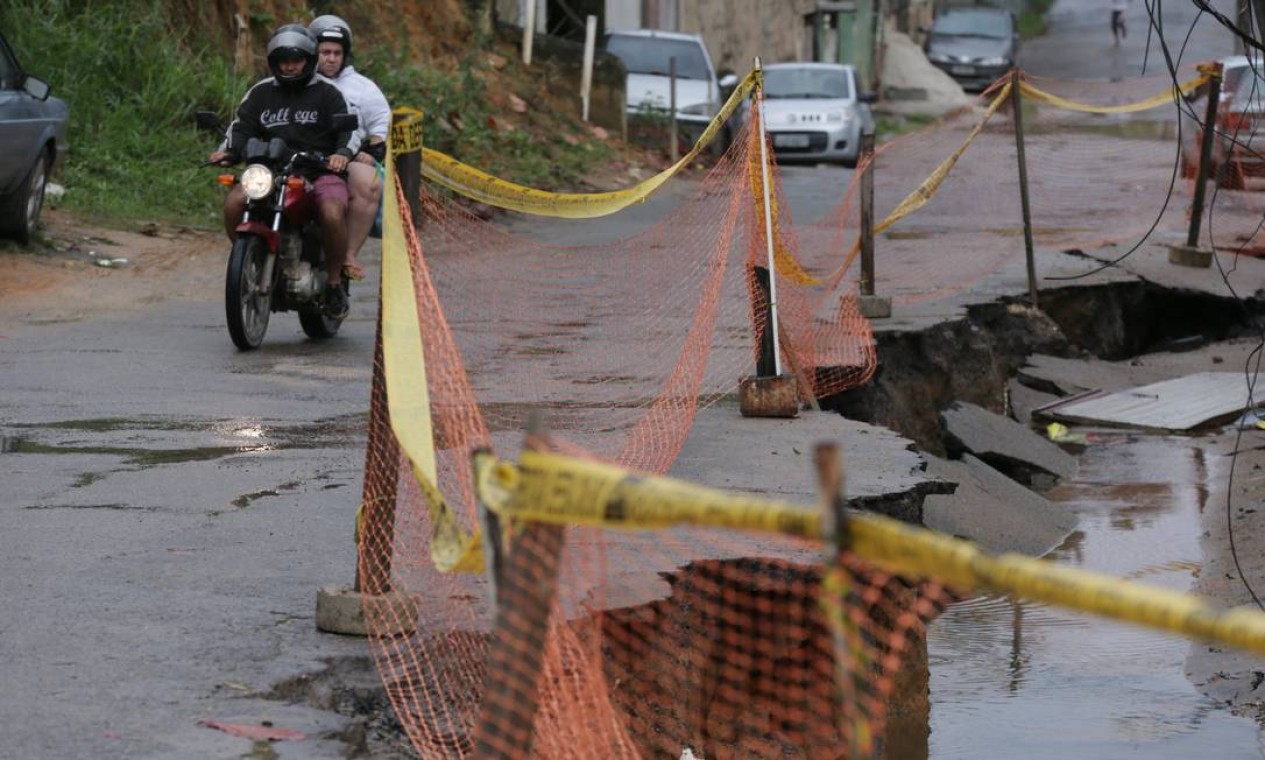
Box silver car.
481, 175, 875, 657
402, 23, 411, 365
754, 63, 874, 167
0, 30, 68, 243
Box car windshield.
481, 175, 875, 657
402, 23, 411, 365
605, 35, 710, 80
764, 68, 852, 100
931, 12, 1012, 39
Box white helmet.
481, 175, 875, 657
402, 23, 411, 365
310, 14, 353, 66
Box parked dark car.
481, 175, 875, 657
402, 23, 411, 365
0, 31, 68, 243
923, 8, 1018, 92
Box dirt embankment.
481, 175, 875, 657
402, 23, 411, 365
166, 0, 472, 67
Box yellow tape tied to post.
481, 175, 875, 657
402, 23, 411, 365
420, 70, 760, 219
473, 448, 1265, 657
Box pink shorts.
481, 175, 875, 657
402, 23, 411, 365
309, 173, 349, 207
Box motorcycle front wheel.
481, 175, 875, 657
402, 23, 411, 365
225, 235, 273, 350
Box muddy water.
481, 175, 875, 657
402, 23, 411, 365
926, 434, 1265, 758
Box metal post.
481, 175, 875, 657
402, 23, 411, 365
1189, 63, 1224, 249
522, 0, 536, 65
471, 414, 565, 759
392, 110, 423, 228
859, 130, 876, 296
669, 56, 679, 163
755, 57, 784, 377
1010, 70, 1038, 308
581, 15, 597, 121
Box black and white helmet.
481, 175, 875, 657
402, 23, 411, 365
266, 24, 317, 89
309, 14, 353, 62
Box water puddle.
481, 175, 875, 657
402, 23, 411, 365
927, 434, 1264, 757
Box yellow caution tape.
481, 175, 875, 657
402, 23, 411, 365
381, 138, 483, 574
747, 98, 820, 286
879, 82, 1011, 233
1019, 74, 1210, 113
419, 70, 760, 218
840, 83, 1013, 275
476, 448, 1265, 656
390, 107, 425, 154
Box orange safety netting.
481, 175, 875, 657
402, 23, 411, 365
354, 64, 1257, 758
353, 100, 947, 758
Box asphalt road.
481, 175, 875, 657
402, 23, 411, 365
2, 267, 385, 757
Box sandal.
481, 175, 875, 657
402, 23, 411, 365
342, 262, 366, 281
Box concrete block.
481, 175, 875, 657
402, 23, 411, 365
315, 584, 419, 637
857, 294, 893, 319
1167, 244, 1213, 268
738, 374, 799, 417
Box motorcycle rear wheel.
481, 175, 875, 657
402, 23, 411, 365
226, 236, 273, 350
298, 280, 345, 340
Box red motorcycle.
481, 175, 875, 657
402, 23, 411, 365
200, 112, 352, 350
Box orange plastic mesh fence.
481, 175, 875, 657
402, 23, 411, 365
356, 67, 1252, 758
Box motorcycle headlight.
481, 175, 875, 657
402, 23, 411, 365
240, 164, 275, 200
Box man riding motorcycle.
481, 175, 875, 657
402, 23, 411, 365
209, 24, 357, 318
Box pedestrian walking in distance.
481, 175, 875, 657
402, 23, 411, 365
1111, 0, 1129, 44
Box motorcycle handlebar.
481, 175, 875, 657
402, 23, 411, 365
201, 152, 346, 176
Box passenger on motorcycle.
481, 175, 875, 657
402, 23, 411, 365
309, 15, 391, 283
209, 24, 357, 318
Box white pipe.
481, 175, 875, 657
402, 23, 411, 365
523, 0, 537, 66
754, 57, 783, 377
581, 15, 597, 121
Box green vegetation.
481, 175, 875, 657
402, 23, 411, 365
362, 46, 612, 188
1017, 0, 1056, 39
2, 1, 249, 229
1, 0, 612, 230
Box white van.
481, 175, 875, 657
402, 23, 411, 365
603, 29, 722, 130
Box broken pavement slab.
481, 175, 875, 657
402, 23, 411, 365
941, 400, 1078, 484
1033, 371, 1265, 432
922, 454, 1078, 557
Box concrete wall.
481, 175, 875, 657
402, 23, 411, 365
680, 0, 820, 75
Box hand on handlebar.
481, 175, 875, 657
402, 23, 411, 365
208, 150, 236, 167
327, 154, 350, 173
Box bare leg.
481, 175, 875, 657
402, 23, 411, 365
223, 186, 246, 242
344, 161, 381, 278
318, 198, 349, 288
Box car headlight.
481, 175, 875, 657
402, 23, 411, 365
927, 52, 951, 63
240, 164, 275, 200
827, 110, 852, 124
977, 56, 1007, 66
677, 102, 712, 116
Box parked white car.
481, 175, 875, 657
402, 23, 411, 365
603, 29, 723, 135
752, 62, 875, 167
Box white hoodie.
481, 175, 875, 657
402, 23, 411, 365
327, 65, 392, 147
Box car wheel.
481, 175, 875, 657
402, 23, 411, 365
0, 149, 51, 245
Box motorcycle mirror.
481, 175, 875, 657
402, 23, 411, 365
195, 110, 224, 132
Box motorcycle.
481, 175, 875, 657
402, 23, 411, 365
198, 111, 355, 351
